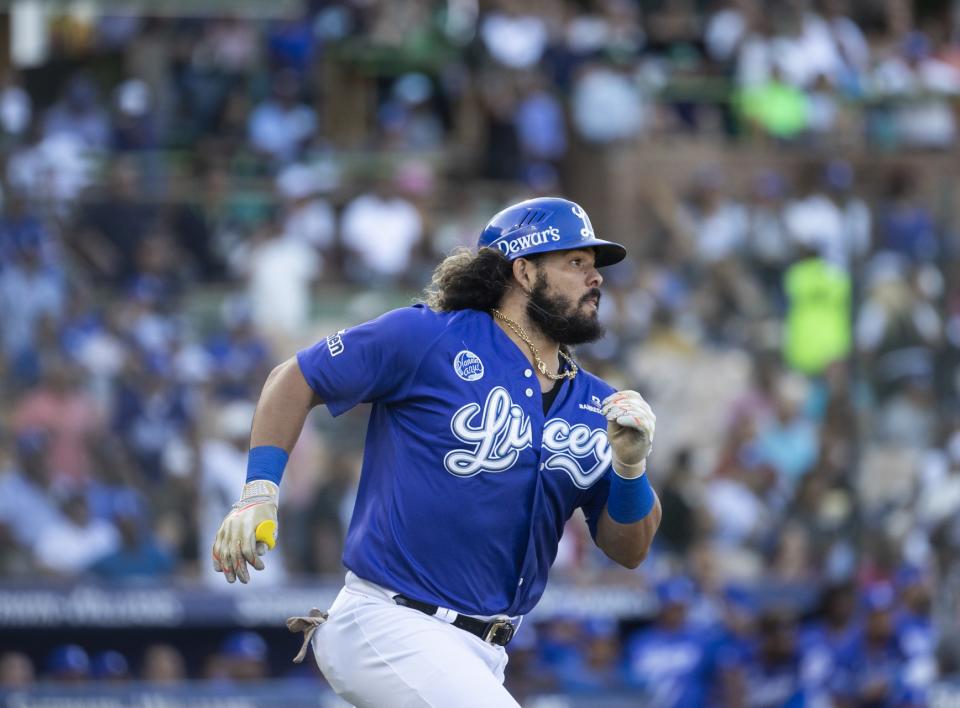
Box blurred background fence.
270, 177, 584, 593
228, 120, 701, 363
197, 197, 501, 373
1, 0, 960, 705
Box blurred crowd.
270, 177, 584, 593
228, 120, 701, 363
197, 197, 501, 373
0, 632, 295, 687
1, 0, 960, 703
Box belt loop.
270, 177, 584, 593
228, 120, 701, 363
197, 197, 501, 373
434, 607, 458, 623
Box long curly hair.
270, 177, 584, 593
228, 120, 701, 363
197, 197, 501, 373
423, 247, 519, 312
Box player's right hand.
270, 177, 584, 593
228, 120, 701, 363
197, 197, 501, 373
602, 390, 656, 478
212, 480, 279, 584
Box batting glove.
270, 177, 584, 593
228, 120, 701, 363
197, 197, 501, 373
602, 390, 656, 479
212, 480, 278, 584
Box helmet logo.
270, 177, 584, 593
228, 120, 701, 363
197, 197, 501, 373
571, 205, 594, 241
493, 226, 561, 256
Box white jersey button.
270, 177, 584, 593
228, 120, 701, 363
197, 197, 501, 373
525, 388, 533, 397
524, 369, 532, 378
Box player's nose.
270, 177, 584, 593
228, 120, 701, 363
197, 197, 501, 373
587, 267, 602, 288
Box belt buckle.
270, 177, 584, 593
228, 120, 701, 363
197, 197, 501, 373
483, 615, 515, 646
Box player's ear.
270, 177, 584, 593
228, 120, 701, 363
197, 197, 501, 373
512, 258, 536, 293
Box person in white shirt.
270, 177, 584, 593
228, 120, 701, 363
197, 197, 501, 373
34, 492, 119, 576
247, 69, 317, 165
340, 178, 423, 284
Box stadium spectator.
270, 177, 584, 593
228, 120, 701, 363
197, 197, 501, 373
730, 609, 807, 707
33, 491, 120, 576
514, 72, 567, 173
625, 577, 716, 705
204, 297, 272, 400
42, 74, 110, 151
744, 169, 793, 304
45, 645, 90, 683
379, 73, 445, 151
247, 69, 317, 165
782, 246, 852, 376
11, 358, 103, 484
871, 31, 960, 149
0, 71, 32, 144
90, 493, 174, 580
753, 373, 818, 486
783, 160, 871, 270
0, 651, 35, 688
90, 651, 131, 683
141, 644, 187, 683
480, 3, 549, 70
876, 168, 938, 263
70, 157, 158, 285
340, 175, 423, 285
243, 212, 320, 345
570, 58, 648, 144
110, 351, 193, 482
208, 632, 270, 683
0, 232, 64, 382
832, 583, 917, 705
0, 429, 65, 560
855, 254, 941, 403
275, 162, 336, 253
675, 167, 748, 265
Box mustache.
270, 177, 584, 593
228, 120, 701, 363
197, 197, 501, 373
579, 289, 602, 307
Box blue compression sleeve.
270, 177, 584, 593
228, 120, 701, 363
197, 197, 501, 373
606, 471, 656, 524
246, 445, 289, 485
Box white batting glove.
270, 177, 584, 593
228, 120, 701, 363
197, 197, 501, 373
212, 480, 278, 584
602, 390, 656, 479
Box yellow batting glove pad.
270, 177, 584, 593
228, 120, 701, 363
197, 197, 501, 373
255, 519, 278, 550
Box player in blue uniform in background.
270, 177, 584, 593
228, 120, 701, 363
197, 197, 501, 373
210, 197, 662, 706
624, 576, 719, 707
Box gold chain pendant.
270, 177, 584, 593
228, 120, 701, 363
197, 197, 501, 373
491, 309, 578, 381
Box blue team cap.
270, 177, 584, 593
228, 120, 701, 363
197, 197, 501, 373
221, 631, 267, 661
864, 583, 896, 613
657, 576, 697, 607
477, 196, 627, 267
582, 617, 618, 639
894, 564, 926, 590
47, 645, 90, 676
91, 651, 129, 679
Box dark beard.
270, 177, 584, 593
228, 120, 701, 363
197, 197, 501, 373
526, 271, 605, 346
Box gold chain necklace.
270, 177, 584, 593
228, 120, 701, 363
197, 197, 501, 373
491, 309, 578, 381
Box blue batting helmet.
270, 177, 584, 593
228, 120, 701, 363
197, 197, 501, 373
478, 197, 627, 267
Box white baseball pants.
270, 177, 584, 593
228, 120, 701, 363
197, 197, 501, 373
312, 572, 521, 707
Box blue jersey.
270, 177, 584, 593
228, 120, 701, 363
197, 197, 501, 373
296, 305, 616, 616
624, 625, 714, 707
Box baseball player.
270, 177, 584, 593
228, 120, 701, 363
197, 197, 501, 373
212, 196, 662, 706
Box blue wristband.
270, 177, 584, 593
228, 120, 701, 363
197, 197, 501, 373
607, 470, 656, 524
246, 446, 289, 486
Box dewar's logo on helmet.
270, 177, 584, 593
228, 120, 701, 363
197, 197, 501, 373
493, 226, 561, 256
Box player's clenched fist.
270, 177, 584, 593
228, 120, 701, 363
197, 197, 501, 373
212, 480, 279, 584
601, 390, 656, 478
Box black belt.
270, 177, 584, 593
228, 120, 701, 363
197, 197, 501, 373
392, 594, 517, 646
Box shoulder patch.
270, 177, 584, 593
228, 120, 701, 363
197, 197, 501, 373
453, 349, 484, 382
